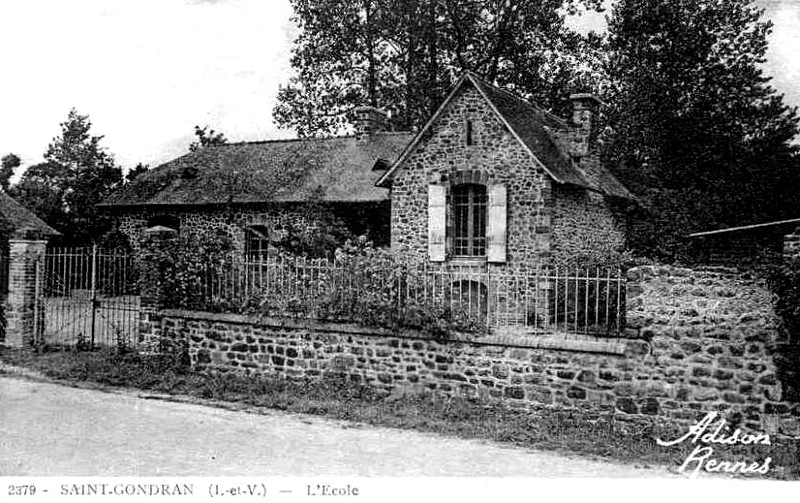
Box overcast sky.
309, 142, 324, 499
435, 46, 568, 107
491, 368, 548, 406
0, 0, 798, 178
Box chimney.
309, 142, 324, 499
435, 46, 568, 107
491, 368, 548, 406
354, 106, 388, 139
569, 93, 602, 157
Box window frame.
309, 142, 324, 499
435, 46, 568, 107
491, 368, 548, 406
451, 184, 488, 258
244, 225, 270, 261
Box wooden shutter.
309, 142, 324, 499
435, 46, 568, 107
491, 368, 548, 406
487, 184, 507, 263
428, 185, 447, 262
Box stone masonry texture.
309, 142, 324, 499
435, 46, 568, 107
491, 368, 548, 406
153, 265, 799, 437
4, 239, 47, 347
389, 83, 626, 268
116, 202, 390, 255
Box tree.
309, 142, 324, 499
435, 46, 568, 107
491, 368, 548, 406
603, 0, 800, 260
126, 162, 149, 182
274, 0, 604, 136
189, 125, 228, 151
0, 153, 20, 191
13, 109, 123, 244
10, 161, 71, 233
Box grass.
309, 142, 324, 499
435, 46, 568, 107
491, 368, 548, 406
1, 345, 798, 479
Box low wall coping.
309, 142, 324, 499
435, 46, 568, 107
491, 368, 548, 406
160, 309, 628, 356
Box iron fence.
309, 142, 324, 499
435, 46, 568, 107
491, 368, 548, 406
36, 246, 140, 349
176, 256, 626, 337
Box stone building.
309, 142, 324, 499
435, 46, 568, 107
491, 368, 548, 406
376, 72, 634, 269
101, 72, 634, 268
99, 120, 411, 257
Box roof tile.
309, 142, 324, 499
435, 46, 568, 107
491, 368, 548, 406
101, 133, 412, 208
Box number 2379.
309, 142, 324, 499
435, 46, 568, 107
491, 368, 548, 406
8, 485, 37, 496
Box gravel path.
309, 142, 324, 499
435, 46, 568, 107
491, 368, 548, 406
0, 376, 673, 477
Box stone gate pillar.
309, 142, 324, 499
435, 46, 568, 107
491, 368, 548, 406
4, 234, 47, 347
138, 228, 176, 353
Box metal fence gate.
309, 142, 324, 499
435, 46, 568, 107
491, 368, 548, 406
35, 246, 140, 349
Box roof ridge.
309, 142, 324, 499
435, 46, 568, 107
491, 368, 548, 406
212, 130, 413, 148
217, 136, 341, 147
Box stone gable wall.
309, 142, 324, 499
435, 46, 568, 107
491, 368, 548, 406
389, 84, 626, 268
390, 85, 553, 266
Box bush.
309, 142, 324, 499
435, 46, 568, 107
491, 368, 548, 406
138, 232, 233, 309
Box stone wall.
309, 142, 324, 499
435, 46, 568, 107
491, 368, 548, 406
390, 85, 553, 266
3, 239, 47, 347
115, 202, 389, 254
626, 265, 796, 434
159, 310, 639, 407
550, 185, 626, 263
389, 82, 626, 268
153, 265, 799, 436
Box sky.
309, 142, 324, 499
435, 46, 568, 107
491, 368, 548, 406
0, 0, 798, 179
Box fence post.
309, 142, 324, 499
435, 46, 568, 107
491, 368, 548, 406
4, 233, 48, 348
90, 243, 98, 350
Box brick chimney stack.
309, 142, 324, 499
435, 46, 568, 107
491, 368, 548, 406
569, 93, 602, 158
354, 106, 388, 139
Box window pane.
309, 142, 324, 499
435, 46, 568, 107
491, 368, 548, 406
452, 184, 487, 257
473, 188, 487, 255
245, 226, 270, 260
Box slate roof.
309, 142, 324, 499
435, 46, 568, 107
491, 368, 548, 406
376, 72, 634, 200
0, 192, 60, 237
100, 133, 412, 208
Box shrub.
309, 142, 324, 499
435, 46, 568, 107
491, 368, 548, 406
138, 231, 233, 309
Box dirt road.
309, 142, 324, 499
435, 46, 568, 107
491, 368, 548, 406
0, 376, 671, 477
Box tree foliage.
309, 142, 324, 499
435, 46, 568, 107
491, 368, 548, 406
11, 109, 123, 244
0, 153, 20, 191
11, 161, 71, 233
189, 125, 228, 151
126, 162, 150, 182
603, 0, 800, 260
274, 0, 604, 136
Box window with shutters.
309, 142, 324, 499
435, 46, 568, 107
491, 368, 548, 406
452, 184, 487, 256
244, 225, 270, 260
